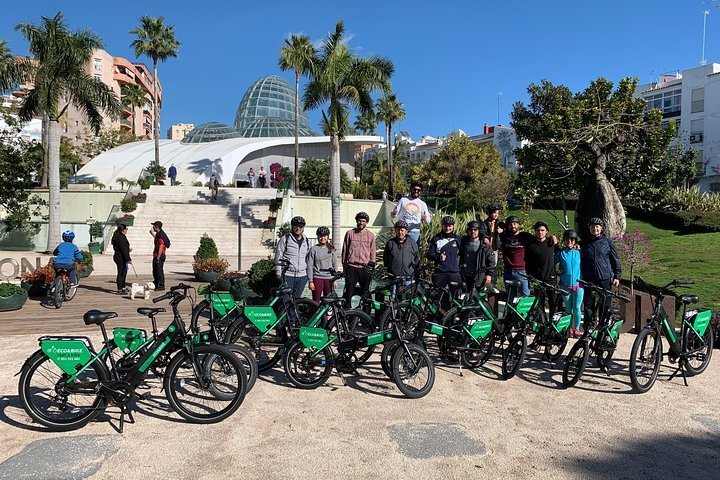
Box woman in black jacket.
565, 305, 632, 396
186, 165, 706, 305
111, 224, 132, 294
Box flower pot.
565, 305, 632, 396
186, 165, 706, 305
77, 265, 94, 279
134, 196, 147, 203
88, 243, 102, 255
117, 217, 134, 226
0, 290, 28, 311
194, 270, 221, 283
147, 176, 155, 186
21, 281, 47, 298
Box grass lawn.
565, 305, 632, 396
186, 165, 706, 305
528, 209, 720, 311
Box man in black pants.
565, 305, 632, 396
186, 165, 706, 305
341, 212, 376, 305
426, 216, 462, 308
150, 221, 170, 291
525, 220, 559, 317
580, 217, 621, 328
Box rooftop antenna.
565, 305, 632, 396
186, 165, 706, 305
496, 91, 502, 126
701, 8, 710, 65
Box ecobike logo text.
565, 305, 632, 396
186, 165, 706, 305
47, 346, 84, 355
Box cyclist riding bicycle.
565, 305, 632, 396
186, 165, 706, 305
53, 230, 84, 286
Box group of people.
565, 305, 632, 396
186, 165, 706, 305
108, 220, 170, 294
275, 181, 622, 339
246, 167, 267, 188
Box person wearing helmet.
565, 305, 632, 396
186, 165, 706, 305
459, 221, 495, 293
580, 217, 622, 328
525, 220, 559, 319
276, 216, 311, 299
392, 181, 431, 247
556, 230, 583, 337
306, 226, 337, 302
383, 220, 419, 284
498, 215, 536, 304
342, 211, 376, 304
53, 231, 84, 287
426, 215, 462, 299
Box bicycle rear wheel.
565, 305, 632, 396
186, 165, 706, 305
629, 328, 663, 393
164, 345, 246, 424
64, 278, 77, 301
683, 326, 713, 376
224, 319, 284, 372
19, 350, 107, 431
51, 278, 63, 309
283, 339, 333, 389
392, 343, 435, 399
562, 340, 589, 387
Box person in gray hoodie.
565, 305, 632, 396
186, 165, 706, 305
275, 216, 311, 298
307, 226, 337, 302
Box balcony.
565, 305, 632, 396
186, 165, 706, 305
113, 71, 135, 85
120, 118, 132, 129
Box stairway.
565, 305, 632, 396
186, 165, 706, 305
110, 186, 278, 261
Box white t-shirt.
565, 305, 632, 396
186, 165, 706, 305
395, 196, 431, 229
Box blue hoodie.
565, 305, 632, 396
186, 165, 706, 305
555, 248, 581, 287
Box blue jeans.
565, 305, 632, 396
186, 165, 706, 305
286, 275, 308, 300
407, 229, 421, 248
504, 269, 530, 305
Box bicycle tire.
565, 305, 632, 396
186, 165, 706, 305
205, 344, 257, 394
629, 327, 663, 393
391, 343, 435, 399
64, 281, 78, 301
683, 326, 713, 376
19, 350, 108, 431
164, 345, 246, 423
378, 302, 423, 339
52, 278, 63, 309
501, 333, 527, 380
345, 309, 376, 366
460, 333, 494, 369
544, 331, 569, 362
283, 339, 333, 389
224, 318, 284, 373
562, 340, 589, 387
380, 340, 401, 378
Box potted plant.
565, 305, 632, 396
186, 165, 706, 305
88, 221, 104, 254
21, 265, 56, 297
76, 250, 93, 278
115, 214, 135, 226
193, 233, 228, 282
133, 192, 147, 203
0, 283, 28, 311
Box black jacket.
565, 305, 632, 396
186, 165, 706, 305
383, 237, 419, 277
111, 232, 131, 263
580, 235, 621, 281
426, 232, 461, 274
459, 235, 496, 282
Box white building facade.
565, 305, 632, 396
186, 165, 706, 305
636, 63, 720, 192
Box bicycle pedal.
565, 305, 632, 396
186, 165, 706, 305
137, 392, 153, 401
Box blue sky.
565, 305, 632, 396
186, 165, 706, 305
1, 0, 718, 139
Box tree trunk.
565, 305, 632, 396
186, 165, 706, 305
575, 164, 626, 240
152, 60, 160, 165
132, 107, 136, 137
330, 134, 341, 251
45, 119, 61, 252
41, 112, 49, 188
294, 70, 300, 193
386, 123, 393, 198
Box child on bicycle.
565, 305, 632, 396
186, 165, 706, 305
53, 230, 84, 286
555, 230, 583, 338
307, 226, 337, 302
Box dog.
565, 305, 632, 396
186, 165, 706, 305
129, 282, 155, 300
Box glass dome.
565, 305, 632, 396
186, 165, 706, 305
182, 122, 242, 143
234, 76, 317, 137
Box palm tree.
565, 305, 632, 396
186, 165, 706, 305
353, 110, 377, 135
130, 16, 180, 165
278, 34, 316, 193
303, 20, 393, 249
376, 93, 405, 198
13, 12, 121, 252
121, 82, 146, 137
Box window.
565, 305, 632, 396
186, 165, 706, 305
695, 150, 704, 176
93, 74, 101, 82
645, 88, 681, 115
709, 183, 720, 193
93, 58, 102, 70
691, 87, 704, 113
690, 119, 704, 143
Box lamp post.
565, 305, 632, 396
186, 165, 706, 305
237, 196, 243, 271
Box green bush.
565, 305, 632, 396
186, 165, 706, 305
247, 257, 277, 300
676, 210, 720, 233
0, 283, 27, 297
89, 221, 104, 242
146, 162, 167, 181
195, 233, 219, 260
77, 250, 93, 268
121, 197, 137, 213
138, 178, 151, 190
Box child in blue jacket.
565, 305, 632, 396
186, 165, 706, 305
555, 230, 583, 337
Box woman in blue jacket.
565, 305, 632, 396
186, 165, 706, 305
556, 230, 583, 337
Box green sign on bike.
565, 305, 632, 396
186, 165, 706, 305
41, 339, 92, 375
244, 306, 278, 332
299, 327, 329, 350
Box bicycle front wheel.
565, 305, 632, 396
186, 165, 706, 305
629, 327, 663, 393
224, 319, 284, 372
345, 309, 375, 366
501, 333, 527, 380
683, 326, 713, 376
392, 343, 435, 399
19, 350, 107, 431
562, 340, 589, 387
165, 345, 246, 424
283, 339, 333, 389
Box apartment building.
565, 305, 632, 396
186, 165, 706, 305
167, 123, 194, 140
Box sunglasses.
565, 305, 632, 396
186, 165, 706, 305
411, 188, 421, 192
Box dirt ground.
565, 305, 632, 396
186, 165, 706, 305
0, 275, 718, 479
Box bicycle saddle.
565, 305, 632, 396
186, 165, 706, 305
459, 304, 483, 313
448, 281, 462, 289
320, 294, 344, 305
83, 310, 118, 326
680, 295, 698, 304
607, 306, 621, 316
504, 280, 523, 289
270, 286, 294, 296
229, 276, 247, 286
137, 307, 166, 317
55, 268, 69, 274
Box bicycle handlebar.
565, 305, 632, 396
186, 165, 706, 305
634, 276, 694, 298
578, 279, 630, 303
520, 273, 570, 296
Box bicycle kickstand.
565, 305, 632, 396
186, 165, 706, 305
457, 354, 463, 377
667, 361, 689, 386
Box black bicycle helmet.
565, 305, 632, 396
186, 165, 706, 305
394, 220, 409, 229
355, 211, 370, 221
588, 217, 604, 227
467, 220, 481, 230
316, 226, 330, 237
485, 203, 501, 214
61, 230, 75, 242
441, 215, 455, 225
505, 215, 521, 224
563, 229, 578, 241
533, 220, 549, 230
291, 216, 306, 227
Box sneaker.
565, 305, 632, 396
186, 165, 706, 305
155, 287, 165, 292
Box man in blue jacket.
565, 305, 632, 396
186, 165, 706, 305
580, 217, 622, 324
